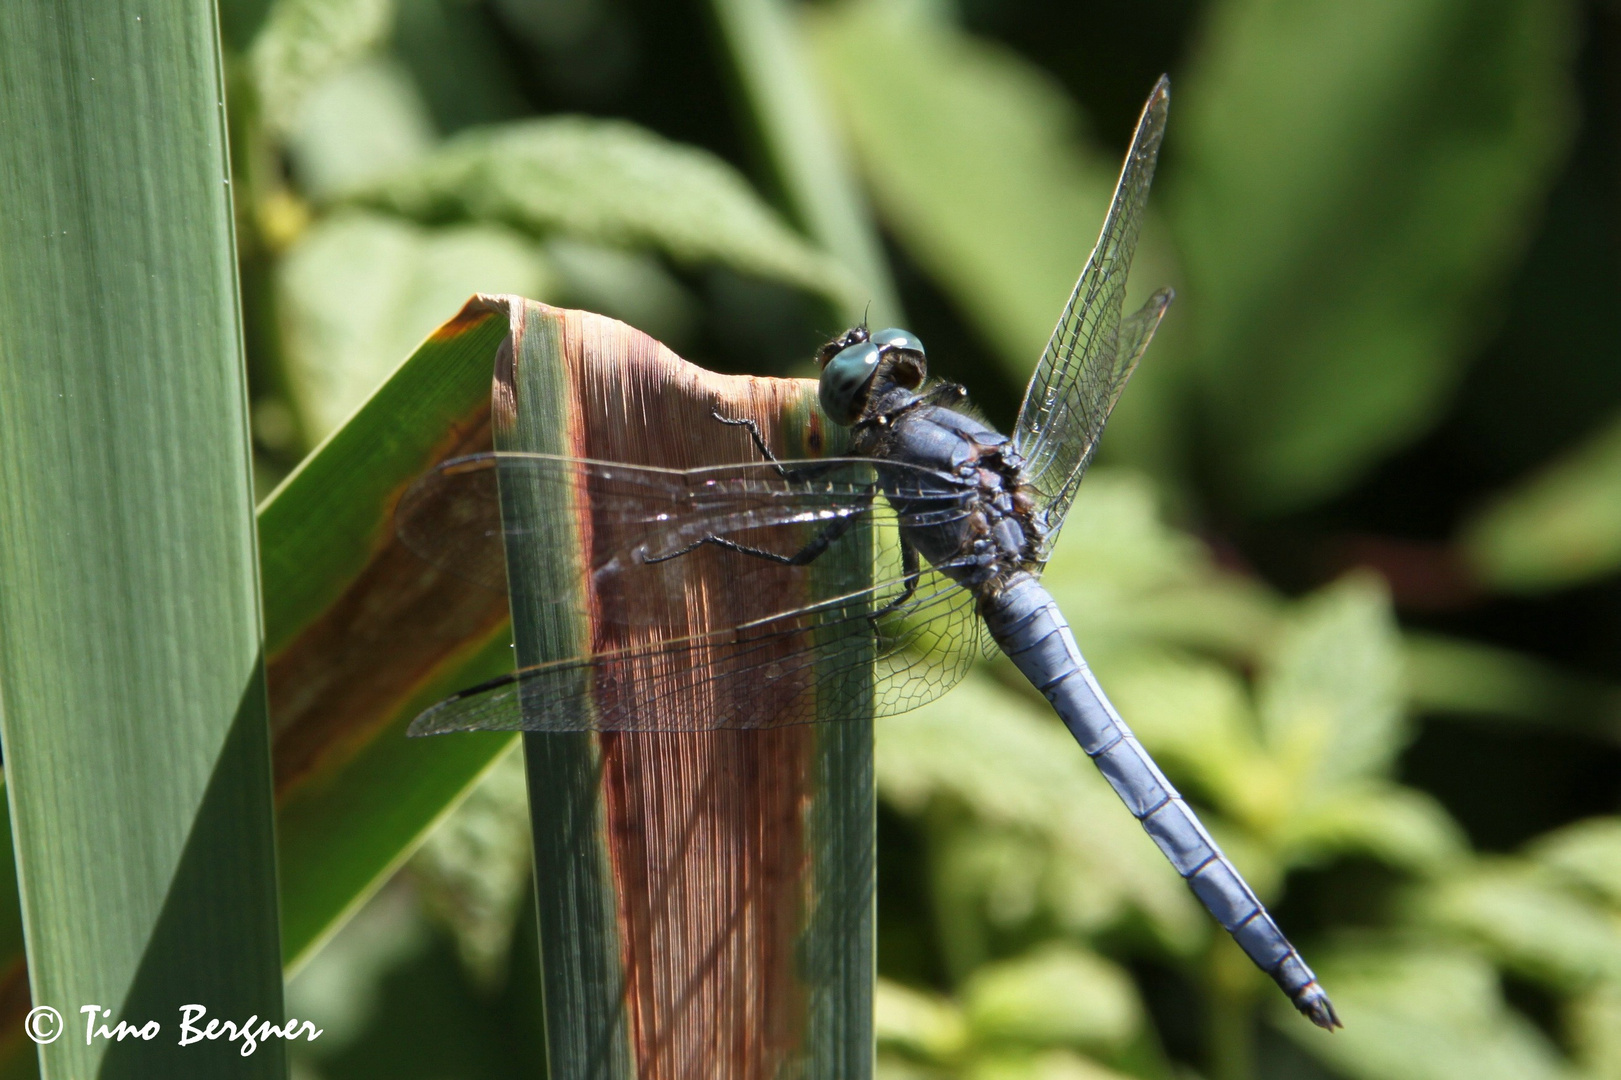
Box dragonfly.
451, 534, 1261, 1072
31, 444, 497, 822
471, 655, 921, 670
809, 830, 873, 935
396, 77, 1339, 1031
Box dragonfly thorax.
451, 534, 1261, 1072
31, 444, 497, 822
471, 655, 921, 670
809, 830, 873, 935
855, 392, 1046, 593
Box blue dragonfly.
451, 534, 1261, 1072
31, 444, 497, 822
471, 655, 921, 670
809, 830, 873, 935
397, 77, 1339, 1030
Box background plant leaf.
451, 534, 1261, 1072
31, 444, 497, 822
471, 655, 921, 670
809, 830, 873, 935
1175, 0, 1578, 512
706, 0, 901, 323
962, 944, 1144, 1054
251, 0, 395, 137
1412, 860, 1621, 987
355, 116, 862, 307
878, 672, 1202, 952
278, 211, 552, 440
1257, 573, 1407, 795
1461, 409, 1621, 593
1281, 946, 1574, 1080
807, 0, 1183, 468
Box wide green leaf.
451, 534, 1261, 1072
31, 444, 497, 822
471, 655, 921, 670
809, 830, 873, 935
259, 296, 518, 968
0, 3, 284, 1075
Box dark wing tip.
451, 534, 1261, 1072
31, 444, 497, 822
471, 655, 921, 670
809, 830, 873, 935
1297, 984, 1343, 1030
1143, 286, 1175, 315
406, 671, 519, 736
1133, 77, 1171, 158
406, 703, 461, 737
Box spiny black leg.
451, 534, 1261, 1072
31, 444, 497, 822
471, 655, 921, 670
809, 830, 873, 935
711, 407, 839, 482
643, 507, 859, 567
712, 409, 790, 476
870, 540, 922, 623
644, 535, 798, 566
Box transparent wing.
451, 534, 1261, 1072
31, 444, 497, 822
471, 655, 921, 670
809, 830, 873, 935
407, 564, 980, 734
1011, 77, 1172, 560
397, 452, 983, 733
397, 452, 973, 620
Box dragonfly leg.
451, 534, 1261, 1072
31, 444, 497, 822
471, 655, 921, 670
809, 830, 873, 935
712, 409, 779, 461
643, 507, 860, 567
711, 409, 796, 479
869, 540, 922, 623
711, 408, 840, 481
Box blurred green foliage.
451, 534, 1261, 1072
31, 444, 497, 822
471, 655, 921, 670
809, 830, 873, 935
228, 0, 1621, 1077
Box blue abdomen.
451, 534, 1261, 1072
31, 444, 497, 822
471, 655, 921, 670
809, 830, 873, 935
980, 572, 1339, 1029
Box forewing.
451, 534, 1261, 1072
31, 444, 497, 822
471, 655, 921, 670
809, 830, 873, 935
1011, 77, 1171, 560
396, 451, 973, 626
399, 453, 984, 732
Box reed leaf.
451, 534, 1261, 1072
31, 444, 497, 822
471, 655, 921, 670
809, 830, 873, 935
259, 299, 518, 968
0, 3, 283, 1075
495, 302, 874, 1077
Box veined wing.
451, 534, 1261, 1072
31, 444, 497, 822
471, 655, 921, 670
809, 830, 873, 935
397, 452, 983, 733
407, 558, 980, 734
1011, 77, 1172, 561
397, 451, 974, 622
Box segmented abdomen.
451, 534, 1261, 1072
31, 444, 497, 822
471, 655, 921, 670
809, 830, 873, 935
980, 572, 1340, 1030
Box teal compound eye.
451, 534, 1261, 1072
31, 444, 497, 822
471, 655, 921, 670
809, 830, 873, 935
818, 340, 881, 426
868, 327, 925, 357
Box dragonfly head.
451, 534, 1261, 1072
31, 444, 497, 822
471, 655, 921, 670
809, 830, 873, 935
815, 326, 927, 425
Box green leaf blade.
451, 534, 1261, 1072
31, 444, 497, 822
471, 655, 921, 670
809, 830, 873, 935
259, 297, 519, 968
0, 3, 284, 1074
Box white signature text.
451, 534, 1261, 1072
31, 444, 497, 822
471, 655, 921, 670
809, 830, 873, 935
74, 1004, 322, 1056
